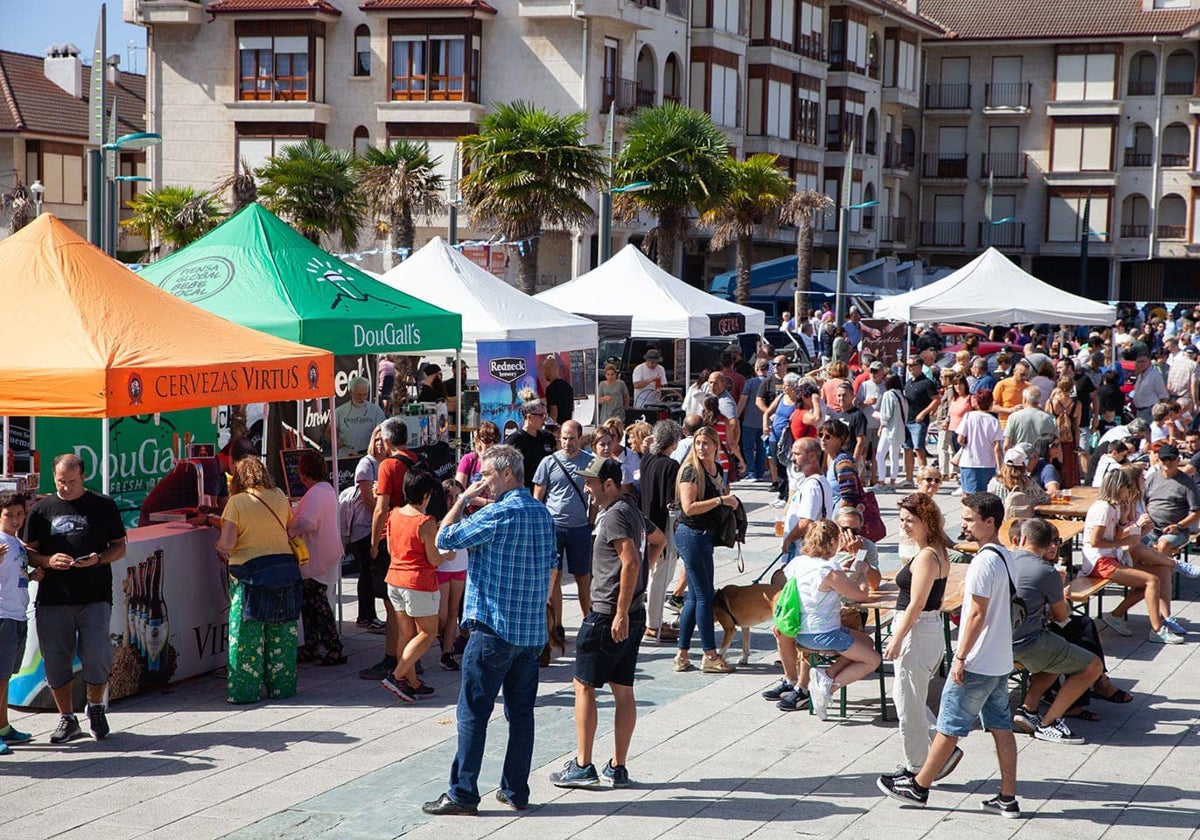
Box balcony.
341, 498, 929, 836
827, 48, 866, 76
376, 99, 486, 125
1127, 81, 1156, 97
922, 152, 969, 179
981, 152, 1027, 179
1165, 80, 1193, 96
1159, 224, 1187, 240
925, 83, 971, 110
796, 32, 824, 61
602, 77, 653, 115
126, 0, 205, 25
878, 216, 907, 243
919, 221, 966, 247
1046, 98, 1121, 117
1162, 153, 1190, 168
226, 100, 331, 124
978, 221, 1025, 249
883, 142, 914, 171
1121, 224, 1149, 238
983, 82, 1031, 112
1124, 151, 1153, 167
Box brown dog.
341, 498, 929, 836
539, 602, 568, 667
712, 569, 786, 665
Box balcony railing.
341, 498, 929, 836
883, 142, 914, 170
1165, 79, 1193, 96
878, 216, 906, 243
796, 32, 824, 61
865, 137, 877, 155
1124, 150, 1153, 167
919, 221, 965, 247
1127, 81, 1156, 96
978, 221, 1025, 248
984, 82, 1031, 109
923, 152, 969, 178
1162, 153, 1190, 167
602, 77, 651, 115
1121, 224, 1149, 238
925, 83, 971, 109
663, 93, 682, 105
1158, 224, 1187, 240
981, 152, 1027, 179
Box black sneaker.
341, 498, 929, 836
49, 714, 82, 744
359, 659, 392, 680
422, 793, 477, 816
876, 773, 928, 807
1034, 718, 1086, 745
495, 790, 528, 810
666, 596, 685, 613
381, 673, 415, 702
777, 689, 811, 712
440, 652, 461, 671
602, 760, 631, 788
549, 758, 601, 788
1012, 705, 1041, 735
761, 679, 794, 701
404, 679, 436, 697
86, 703, 110, 740
881, 766, 915, 781
981, 794, 1021, 819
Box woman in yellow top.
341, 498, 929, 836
215, 457, 301, 704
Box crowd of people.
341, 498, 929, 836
2, 301, 1197, 825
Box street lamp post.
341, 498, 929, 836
985, 216, 1016, 249
100, 131, 162, 257
29, 180, 44, 216
834, 198, 879, 325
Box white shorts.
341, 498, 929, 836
387, 585, 441, 618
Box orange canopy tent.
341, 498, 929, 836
0, 216, 335, 493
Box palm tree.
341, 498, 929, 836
121, 185, 225, 258
1, 179, 35, 235
460, 101, 604, 294
216, 156, 258, 212
256, 139, 364, 248
780, 189, 834, 314
614, 103, 731, 277
700, 154, 794, 305
352, 140, 446, 268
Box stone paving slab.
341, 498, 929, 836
0, 482, 1198, 840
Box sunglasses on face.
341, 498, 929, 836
818, 433, 835, 440
921, 476, 943, 484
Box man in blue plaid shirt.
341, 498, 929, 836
423, 444, 557, 816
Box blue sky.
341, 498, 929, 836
0, 0, 147, 72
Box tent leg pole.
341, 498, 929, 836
101, 417, 111, 495
685, 341, 692, 409
454, 350, 462, 458
329, 392, 342, 628
2, 417, 9, 474
904, 324, 912, 368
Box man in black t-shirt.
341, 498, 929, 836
543, 356, 574, 424
639, 420, 682, 643
506, 399, 557, 489
550, 458, 664, 790
902, 358, 942, 483
832, 380, 868, 466
25, 454, 127, 744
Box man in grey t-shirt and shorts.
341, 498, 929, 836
550, 458, 664, 790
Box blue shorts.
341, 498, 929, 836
796, 627, 855, 653
1151, 527, 1195, 551
554, 524, 593, 577
574, 611, 645, 688
0, 618, 26, 676
936, 670, 1013, 737
904, 420, 929, 451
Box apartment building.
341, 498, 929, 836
917, 0, 1200, 301
124, 0, 938, 285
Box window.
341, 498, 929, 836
1051, 123, 1114, 171
236, 124, 324, 171
795, 158, 818, 193
236, 21, 324, 102
988, 56, 1025, 107
986, 125, 1022, 177
825, 86, 863, 151
1054, 47, 1117, 101
353, 126, 370, 155
797, 0, 823, 58
795, 73, 821, 145
883, 28, 916, 91
389, 20, 481, 103
711, 64, 740, 127
1128, 51, 1156, 96
1047, 192, 1109, 242
355, 24, 371, 77
25, 140, 85, 205
713, 0, 741, 33
828, 7, 867, 74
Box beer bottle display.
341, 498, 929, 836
145, 551, 168, 672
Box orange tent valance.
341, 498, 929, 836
0, 216, 334, 418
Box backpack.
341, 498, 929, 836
1002, 489, 1036, 520
981, 545, 1028, 633
772, 576, 802, 637
391, 450, 449, 520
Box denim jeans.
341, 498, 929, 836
960, 467, 995, 494
675, 523, 717, 651
447, 622, 542, 808
740, 430, 767, 480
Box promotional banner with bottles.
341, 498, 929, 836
32, 410, 218, 528
477, 340, 537, 437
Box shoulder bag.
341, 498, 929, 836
979, 545, 1028, 632
251, 491, 309, 565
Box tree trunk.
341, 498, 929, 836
384, 218, 398, 271
397, 205, 415, 255
517, 236, 540, 295
657, 206, 681, 277
735, 234, 753, 305
795, 217, 814, 315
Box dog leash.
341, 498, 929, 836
752, 551, 788, 585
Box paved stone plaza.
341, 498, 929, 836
0, 482, 1197, 840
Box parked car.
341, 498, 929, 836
935, 342, 1021, 373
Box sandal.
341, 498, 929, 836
1094, 688, 1133, 704
315, 651, 348, 666
1064, 707, 1101, 721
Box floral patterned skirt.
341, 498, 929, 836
228, 578, 299, 703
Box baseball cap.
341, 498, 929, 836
644, 348, 663, 361
1186, 345, 1199, 357
576, 457, 623, 484
869, 361, 884, 371
1158, 443, 1181, 461
1003, 447, 1028, 467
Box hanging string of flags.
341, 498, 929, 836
331, 233, 542, 263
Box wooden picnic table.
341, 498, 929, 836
1034, 485, 1099, 519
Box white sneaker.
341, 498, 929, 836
770, 498, 787, 508
810, 668, 833, 721
1102, 613, 1133, 637
1150, 626, 1184, 645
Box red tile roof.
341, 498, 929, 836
922, 0, 1200, 40
360, 0, 497, 12
206, 0, 342, 13
0, 51, 145, 139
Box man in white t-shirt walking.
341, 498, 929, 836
632, 349, 667, 408
762, 437, 832, 712
879, 492, 1021, 819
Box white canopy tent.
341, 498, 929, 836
377, 237, 599, 356
873, 247, 1117, 325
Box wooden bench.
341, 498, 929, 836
1066, 575, 1125, 617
